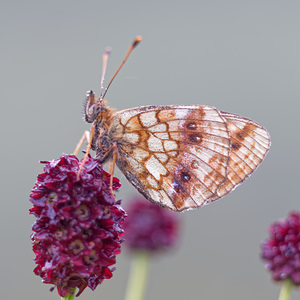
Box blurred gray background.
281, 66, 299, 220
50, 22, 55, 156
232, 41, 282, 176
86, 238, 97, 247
1, 0, 299, 299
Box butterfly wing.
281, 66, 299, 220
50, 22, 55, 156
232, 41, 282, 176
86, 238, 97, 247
109, 105, 231, 211
207, 111, 271, 203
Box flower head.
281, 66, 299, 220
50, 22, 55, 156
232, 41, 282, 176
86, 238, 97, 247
29, 154, 126, 297
261, 211, 300, 285
123, 198, 179, 252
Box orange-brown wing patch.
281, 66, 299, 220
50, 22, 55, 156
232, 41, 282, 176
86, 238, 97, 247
207, 111, 270, 203
109, 105, 231, 211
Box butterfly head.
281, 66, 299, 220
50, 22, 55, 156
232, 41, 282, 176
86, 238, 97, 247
84, 90, 107, 123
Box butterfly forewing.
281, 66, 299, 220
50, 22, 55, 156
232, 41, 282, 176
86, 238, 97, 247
109, 105, 232, 211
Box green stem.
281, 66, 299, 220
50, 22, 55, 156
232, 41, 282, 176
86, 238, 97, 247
124, 251, 150, 300
278, 279, 292, 300
61, 289, 76, 300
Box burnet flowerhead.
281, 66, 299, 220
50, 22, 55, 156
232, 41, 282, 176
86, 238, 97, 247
261, 211, 300, 285
123, 197, 179, 252
29, 154, 126, 297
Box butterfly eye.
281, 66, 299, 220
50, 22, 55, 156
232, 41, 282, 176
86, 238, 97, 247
84, 90, 103, 123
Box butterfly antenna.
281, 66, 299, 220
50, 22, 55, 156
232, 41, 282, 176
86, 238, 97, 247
102, 35, 142, 99
100, 47, 112, 99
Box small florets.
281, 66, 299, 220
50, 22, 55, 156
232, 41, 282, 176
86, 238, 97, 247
261, 211, 300, 285
29, 154, 126, 297
123, 198, 179, 252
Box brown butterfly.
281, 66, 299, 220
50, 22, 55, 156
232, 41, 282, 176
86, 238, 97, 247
77, 36, 270, 212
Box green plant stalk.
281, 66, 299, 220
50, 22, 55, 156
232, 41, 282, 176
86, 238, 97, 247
125, 251, 150, 300
278, 279, 292, 300
61, 289, 76, 300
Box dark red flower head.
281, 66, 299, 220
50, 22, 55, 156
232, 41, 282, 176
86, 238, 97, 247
29, 154, 126, 297
261, 211, 300, 285
123, 198, 179, 252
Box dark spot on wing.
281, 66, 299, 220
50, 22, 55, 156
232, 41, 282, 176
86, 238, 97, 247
173, 180, 183, 193
186, 122, 196, 130
191, 160, 200, 169
236, 125, 251, 141
188, 133, 202, 143
231, 142, 241, 150
180, 171, 191, 182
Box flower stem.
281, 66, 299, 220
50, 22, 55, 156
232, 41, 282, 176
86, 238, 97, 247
61, 289, 76, 300
125, 251, 150, 300
278, 279, 292, 300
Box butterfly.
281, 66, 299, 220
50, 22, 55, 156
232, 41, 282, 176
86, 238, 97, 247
79, 36, 270, 212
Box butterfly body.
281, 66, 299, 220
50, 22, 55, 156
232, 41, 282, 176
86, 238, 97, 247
85, 90, 270, 212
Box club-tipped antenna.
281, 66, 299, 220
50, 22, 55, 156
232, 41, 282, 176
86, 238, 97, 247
101, 35, 142, 99
100, 47, 111, 99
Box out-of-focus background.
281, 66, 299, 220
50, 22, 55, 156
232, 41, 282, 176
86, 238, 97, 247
1, 0, 299, 299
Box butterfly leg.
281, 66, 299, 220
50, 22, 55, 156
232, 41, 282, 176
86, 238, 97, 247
76, 123, 96, 180
108, 146, 118, 197
73, 130, 90, 156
